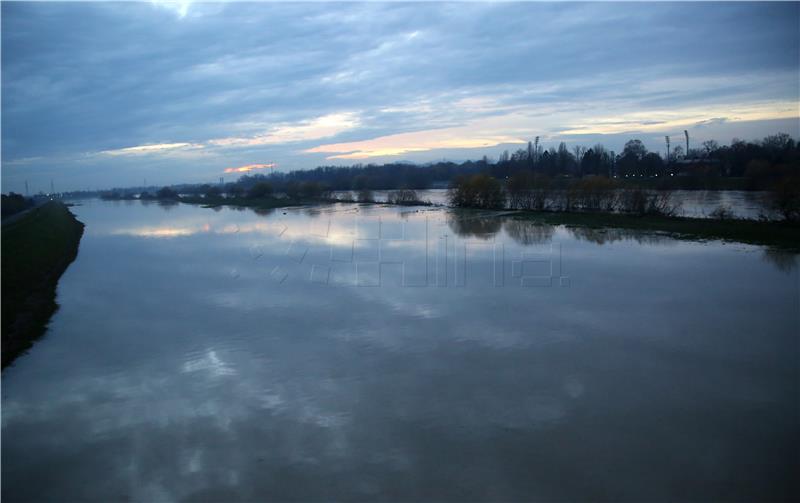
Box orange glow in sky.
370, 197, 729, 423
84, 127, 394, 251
223, 163, 276, 173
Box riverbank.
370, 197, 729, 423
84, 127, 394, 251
2, 201, 85, 368
510, 210, 800, 251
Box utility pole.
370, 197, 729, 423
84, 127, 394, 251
665, 136, 670, 164
50, 179, 55, 195
684, 130, 690, 156
25, 180, 29, 196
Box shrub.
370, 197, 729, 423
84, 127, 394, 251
387, 189, 420, 205
572, 176, 617, 211
448, 174, 505, 209
357, 189, 374, 203
247, 182, 273, 199
506, 173, 552, 210
770, 176, 800, 222
204, 186, 222, 198
226, 185, 244, 198
709, 205, 735, 220
617, 187, 679, 216
156, 187, 179, 199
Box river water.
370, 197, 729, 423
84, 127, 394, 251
2, 199, 798, 501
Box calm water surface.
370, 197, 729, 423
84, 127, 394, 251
2, 199, 798, 502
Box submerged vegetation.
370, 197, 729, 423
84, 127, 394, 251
450, 174, 683, 216
2, 201, 85, 368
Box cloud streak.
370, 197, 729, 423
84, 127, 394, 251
208, 113, 360, 148
306, 127, 524, 160
100, 143, 203, 156
223, 163, 276, 174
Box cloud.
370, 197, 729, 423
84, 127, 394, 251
556, 101, 799, 136
306, 125, 525, 160
1, 2, 798, 191
100, 143, 203, 156
96, 113, 360, 161
695, 117, 729, 128
223, 163, 276, 174
150, 0, 192, 19
208, 113, 360, 148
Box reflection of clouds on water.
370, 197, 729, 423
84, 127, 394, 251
182, 349, 237, 377
563, 377, 585, 399
4, 198, 798, 502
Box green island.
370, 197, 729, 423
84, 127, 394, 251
2, 201, 85, 368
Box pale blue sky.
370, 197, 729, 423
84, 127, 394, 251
2, 1, 799, 192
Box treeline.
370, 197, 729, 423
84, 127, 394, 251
94, 133, 799, 201
235, 161, 484, 192
448, 171, 800, 221
449, 174, 679, 217
487, 133, 799, 182
229, 133, 798, 193
95, 132, 799, 220
1, 193, 34, 217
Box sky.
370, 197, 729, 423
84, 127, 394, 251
2, 1, 799, 193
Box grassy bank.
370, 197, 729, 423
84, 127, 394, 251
511, 210, 800, 251
2, 201, 85, 368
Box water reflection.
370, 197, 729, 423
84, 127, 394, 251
503, 219, 555, 245
447, 211, 503, 239
566, 226, 673, 246
2, 199, 797, 502
762, 248, 799, 272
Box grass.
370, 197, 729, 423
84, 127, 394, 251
511, 210, 800, 251
2, 201, 85, 368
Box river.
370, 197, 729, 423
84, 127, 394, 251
2, 199, 798, 501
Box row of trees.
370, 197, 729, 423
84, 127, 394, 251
223, 133, 798, 193
488, 133, 799, 183
452, 171, 800, 221
94, 133, 798, 218
448, 174, 680, 216
94, 133, 797, 202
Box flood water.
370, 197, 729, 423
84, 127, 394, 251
2, 199, 798, 502
337, 189, 774, 219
